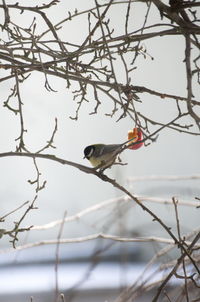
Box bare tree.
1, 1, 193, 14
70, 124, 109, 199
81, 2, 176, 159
0, 0, 200, 301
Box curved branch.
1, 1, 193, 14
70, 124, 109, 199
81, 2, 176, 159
0, 150, 199, 276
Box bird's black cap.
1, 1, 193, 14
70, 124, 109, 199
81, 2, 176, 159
84, 145, 95, 159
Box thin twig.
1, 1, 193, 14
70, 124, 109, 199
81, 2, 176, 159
55, 211, 67, 301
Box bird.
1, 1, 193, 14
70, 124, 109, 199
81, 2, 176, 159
84, 128, 143, 170
84, 143, 125, 169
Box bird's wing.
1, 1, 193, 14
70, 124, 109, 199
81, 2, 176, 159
99, 144, 122, 156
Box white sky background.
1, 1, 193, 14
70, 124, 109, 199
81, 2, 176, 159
0, 0, 200, 248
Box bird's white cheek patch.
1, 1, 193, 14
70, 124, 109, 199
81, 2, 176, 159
88, 148, 94, 158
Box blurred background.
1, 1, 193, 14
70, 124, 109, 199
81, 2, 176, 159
0, 0, 200, 301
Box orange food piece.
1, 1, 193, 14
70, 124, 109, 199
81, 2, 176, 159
127, 128, 143, 150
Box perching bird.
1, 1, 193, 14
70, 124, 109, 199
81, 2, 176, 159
84, 128, 143, 169
84, 143, 125, 169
